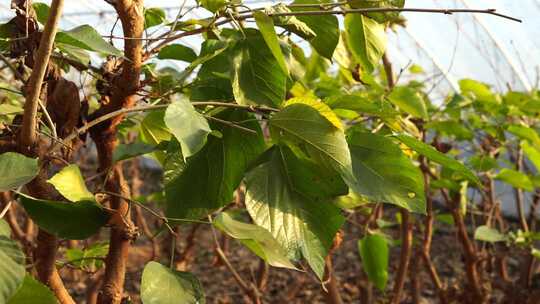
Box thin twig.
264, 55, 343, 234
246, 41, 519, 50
0, 200, 11, 219
18, 0, 64, 151
209, 215, 260, 302
0, 52, 25, 81
145, 7, 520, 56
204, 115, 257, 134
391, 209, 413, 304
49, 101, 276, 153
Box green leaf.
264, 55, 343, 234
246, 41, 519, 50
162, 139, 186, 185
474, 225, 507, 243
508, 124, 540, 148
141, 261, 205, 304
469, 155, 499, 172
532, 248, 540, 260
358, 234, 389, 291
0, 219, 9, 237
65, 242, 108, 271
0, 104, 23, 116
200, 0, 227, 12
253, 11, 288, 74
522, 141, 540, 171
425, 121, 473, 140
291, 0, 339, 60
349, 0, 405, 23
495, 168, 533, 191
19, 194, 110, 240
7, 275, 57, 304
388, 86, 428, 119
57, 43, 91, 65
266, 4, 316, 40
165, 98, 211, 160
213, 211, 297, 269
0, 233, 25, 304
459, 79, 494, 101
158, 44, 197, 62
394, 134, 480, 185
269, 103, 355, 191
144, 7, 166, 29
347, 132, 426, 213
283, 96, 343, 130
165, 110, 265, 220
56, 25, 122, 56
245, 146, 345, 279
326, 94, 398, 117
436, 213, 454, 226
0, 152, 39, 192
190, 40, 233, 101
140, 110, 171, 145
231, 29, 287, 107
113, 142, 158, 163
345, 14, 387, 73
47, 165, 94, 202
32, 2, 50, 25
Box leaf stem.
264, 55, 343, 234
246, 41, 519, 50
50, 101, 276, 153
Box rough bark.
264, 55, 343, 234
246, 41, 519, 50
90, 1, 144, 303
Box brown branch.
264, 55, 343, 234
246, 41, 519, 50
129, 159, 159, 260
92, 1, 144, 303
513, 148, 529, 232
255, 260, 269, 292
391, 209, 413, 304
420, 159, 447, 303
18, 0, 64, 152
382, 53, 395, 89
323, 255, 343, 304
14, 0, 75, 303
447, 193, 485, 302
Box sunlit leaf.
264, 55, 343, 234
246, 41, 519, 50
47, 165, 94, 202
253, 11, 288, 74
291, 0, 339, 60
495, 168, 533, 191
165, 98, 211, 160
270, 103, 355, 190
522, 140, 540, 171
231, 29, 287, 107
474, 225, 507, 243
245, 146, 345, 279
283, 96, 343, 130
388, 86, 428, 119
345, 14, 387, 73
214, 212, 297, 269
